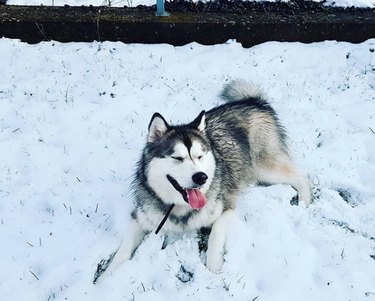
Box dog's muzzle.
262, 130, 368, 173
166, 175, 189, 203
166, 174, 207, 209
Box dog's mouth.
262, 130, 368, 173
166, 175, 207, 209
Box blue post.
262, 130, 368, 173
156, 0, 169, 16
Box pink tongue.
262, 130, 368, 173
186, 189, 206, 209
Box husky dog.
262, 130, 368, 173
94, 79, 311, 282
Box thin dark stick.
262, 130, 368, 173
29, 270, 40, 281
155, 204, 175, 235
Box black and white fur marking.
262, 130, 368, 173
94, 79, 312, 281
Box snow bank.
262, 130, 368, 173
0, 38, 375, 301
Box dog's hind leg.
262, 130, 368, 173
94, 219, 146, 283
255, 156, 312, 207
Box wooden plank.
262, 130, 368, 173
0, 4, 374, 46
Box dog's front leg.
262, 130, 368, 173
98, 218, 146, 281
206, 209, 234, 273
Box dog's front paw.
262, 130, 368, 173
301, 195, 312, 208
93, 252, 116, 284
206, 253, 224, 273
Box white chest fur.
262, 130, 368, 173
136, 197, 224, 233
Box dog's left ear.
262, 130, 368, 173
190, 110, 206, 132
148, 113, 169, 143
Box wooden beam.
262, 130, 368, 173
0, 4, 374, 47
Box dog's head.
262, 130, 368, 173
144, 111, 215, 209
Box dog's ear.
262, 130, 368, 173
190, 110, 206, 132
148, 113, 169, 143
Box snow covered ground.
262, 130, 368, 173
0, 38, 375, 301
5, 0, 375, 9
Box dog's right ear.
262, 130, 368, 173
147, 113, 169, 143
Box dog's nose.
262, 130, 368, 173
192, 172, 208, 186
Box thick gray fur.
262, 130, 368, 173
95, 79, 312, 280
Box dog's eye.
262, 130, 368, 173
197, 156, 203, 160
172, 156, 184, 162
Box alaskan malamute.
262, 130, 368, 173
94, 79, 311, 282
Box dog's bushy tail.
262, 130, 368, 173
221, 79, 265, 102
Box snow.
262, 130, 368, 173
5, 0, 375, 9
1, 37, 375, 301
